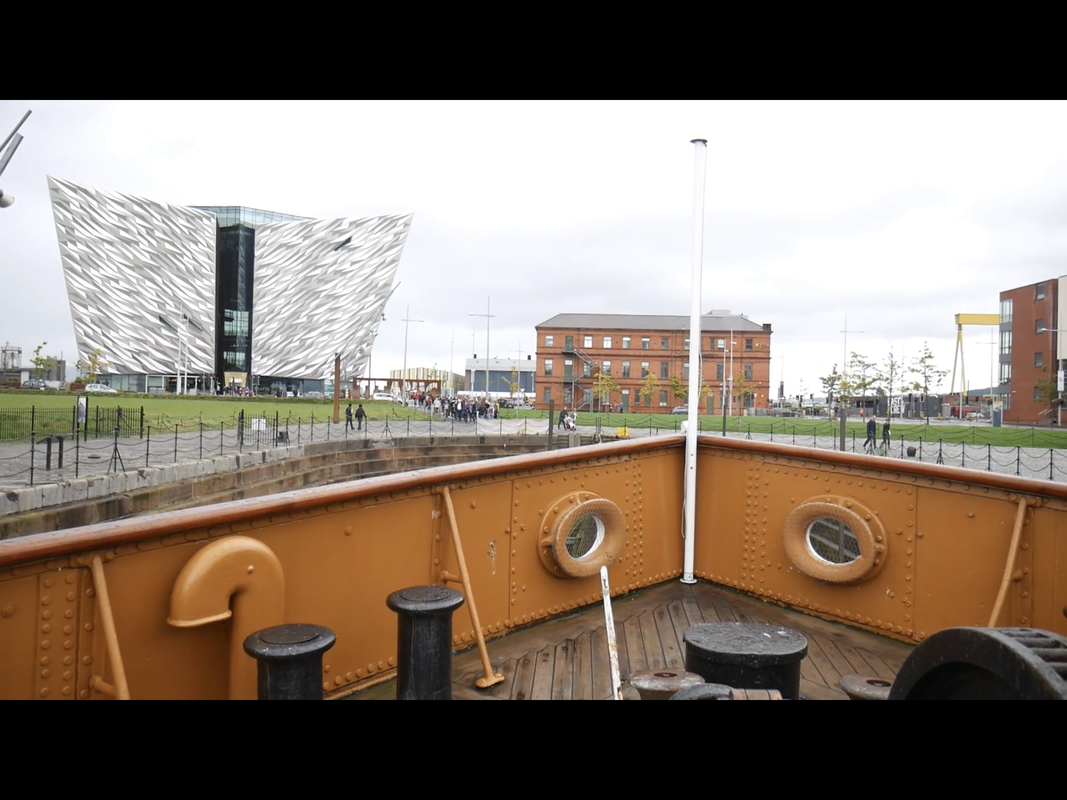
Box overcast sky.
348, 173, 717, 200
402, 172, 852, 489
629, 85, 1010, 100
3, 100, 1064, 398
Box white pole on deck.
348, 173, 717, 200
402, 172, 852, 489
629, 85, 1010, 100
601, 566, 623, 700
682, 138, 707, 585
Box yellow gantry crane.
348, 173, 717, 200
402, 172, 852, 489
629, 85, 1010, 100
950, 313, 1000, 416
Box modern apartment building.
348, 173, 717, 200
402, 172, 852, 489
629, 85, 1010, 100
534, 311, 772, 413
999, 278, 1063, 425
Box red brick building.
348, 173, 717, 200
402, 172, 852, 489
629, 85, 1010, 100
1000, 278, 1062, 425
534, 311, 772, 414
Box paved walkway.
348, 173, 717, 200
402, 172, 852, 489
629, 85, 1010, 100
2, 415, 1066, 492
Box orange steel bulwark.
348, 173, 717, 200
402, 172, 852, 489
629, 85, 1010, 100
0, 434, 1064, 700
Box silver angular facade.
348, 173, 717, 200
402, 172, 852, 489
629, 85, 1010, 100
48, 176, 218, 375
253, 214, 411, 379
47, 176, 411, 387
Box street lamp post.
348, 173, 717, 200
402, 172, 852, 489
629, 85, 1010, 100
726, 330, 737, 416
449, 329, 455, 398
721, 346, 730, 436
401, 304, 423, 402
470, 297, 494, 401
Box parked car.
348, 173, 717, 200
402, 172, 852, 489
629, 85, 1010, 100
305, 391, 325, 399
84, 383, 118, 393
21, 379, 47, 390
671, 406, 688, 414
371, 392, 402, 403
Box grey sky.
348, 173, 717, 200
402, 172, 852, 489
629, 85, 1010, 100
3, 100, 1064, 397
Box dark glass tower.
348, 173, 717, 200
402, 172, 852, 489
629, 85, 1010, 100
193, 206, 310, 390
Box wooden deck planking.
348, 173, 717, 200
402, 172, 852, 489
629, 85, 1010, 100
530, 645, 556, 700
681, 593, 706, 628
657, 605, 682, 669
551, 640, 574, 700
803, 635, 850, 693
511, 651, 536, 700
347, 581, 917, 700
834, 639, 885, 678
639, 610, 667, 671
573, 631, 594, 701
855, 648, 898, 681
623, 616, 648, 674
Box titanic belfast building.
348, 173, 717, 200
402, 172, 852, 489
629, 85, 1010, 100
47, 176, 411, 394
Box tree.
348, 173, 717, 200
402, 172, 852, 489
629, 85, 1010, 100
669, 374, 714, 407
31, 342, 55, 380
1035, 367, 1059, 419
820, 364, 841, 404
847, 351, 878, 409
76, 347, 108, 384
878, 344, 905, 418
908, 342, 947, 399
640, 371, 659, 409
733, 370, 754, 410
670, 375, 687, 403
592, 369, 621, 412
507, 366, 522, 397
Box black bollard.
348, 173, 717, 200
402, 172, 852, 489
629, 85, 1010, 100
684, 623, 808, 701
243, 624, 336, 700
386, 586, 465, 700
669, 683, 735, 700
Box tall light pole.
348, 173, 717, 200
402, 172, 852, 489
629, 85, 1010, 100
448, 329, 455, 398
840, 313, 865, 415
470, 297, 494, 400
726, 329, 737, 416
401, 304, 423, 400
721, 346, 730, 436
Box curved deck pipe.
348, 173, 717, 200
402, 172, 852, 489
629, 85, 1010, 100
168, 536, 285, 700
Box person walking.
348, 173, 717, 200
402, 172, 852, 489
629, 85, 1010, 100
558, 407, 567, 430
882, 418, 891, 454
345, 402, 354, 431
355, 403, 366, 431
863, 416, 876, 454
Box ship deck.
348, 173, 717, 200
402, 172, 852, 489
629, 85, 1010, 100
348, 580, 915, 700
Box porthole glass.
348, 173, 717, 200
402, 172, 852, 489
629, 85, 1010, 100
806, 517, 861, 565
565, 514, 604, 559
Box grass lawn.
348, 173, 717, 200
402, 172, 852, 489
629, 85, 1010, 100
0, 390, 433, 441
3, 390, 1067, 448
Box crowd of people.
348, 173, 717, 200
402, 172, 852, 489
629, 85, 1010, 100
402, 391, 504, 422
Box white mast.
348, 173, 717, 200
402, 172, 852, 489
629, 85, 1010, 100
681, 138, 707, 585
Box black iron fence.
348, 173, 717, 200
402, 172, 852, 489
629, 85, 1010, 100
0, 404, 144, 443
6, 408, 1067, 488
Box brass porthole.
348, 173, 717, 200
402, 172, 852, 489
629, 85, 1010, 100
782, 496, 887, 584
537, 492, 627, 579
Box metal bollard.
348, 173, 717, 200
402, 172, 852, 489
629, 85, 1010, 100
838, 675, 892, 701
629, 669, 705, 700
669, 683, 736, 700
386, 586, 465, 700
684, 622, 808, 701
243, 624, 336, 700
